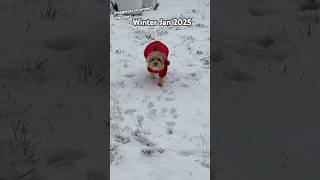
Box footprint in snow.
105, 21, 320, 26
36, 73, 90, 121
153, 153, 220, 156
170, 107, 179, 119
135, 136, 156, 147
170, 107, 177, 114
124, 109, 137, 115
161, 107, 168, 115
142, 95, 151, 102
137, 115, 144, 122
178, 150, 196, 156
201, 161, 210, 169
166, 121, 176, 135
165, 96, 176, 101
148, 108, 157, 119
160, 107, 178, 118
167, 127, 174, 134
114, 134, 130, 144
180, 83, 189, 88
147, 102, 155, 108
166, 121, 176, 126
168, 90, 174, 95
124, 73, 135, 78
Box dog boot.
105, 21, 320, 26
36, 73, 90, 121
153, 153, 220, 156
157, 78, 163, 87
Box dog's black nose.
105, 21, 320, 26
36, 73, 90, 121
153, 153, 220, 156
154, 62, 158, 66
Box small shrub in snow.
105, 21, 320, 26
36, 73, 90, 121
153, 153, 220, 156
298, 0, 320, 11
0, 120, 40, 179
40, 0, 60, 20
114, 134, 130, 144
141, 147, 165, 156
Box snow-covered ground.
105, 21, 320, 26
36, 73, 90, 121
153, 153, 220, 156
110, 0, 210, 179
213, 0, 320, 179
0, 0, 106, 179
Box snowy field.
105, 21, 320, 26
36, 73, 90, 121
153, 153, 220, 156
214, 0, 320, 179
0, 0, 106, 179
110, 0, 210, 180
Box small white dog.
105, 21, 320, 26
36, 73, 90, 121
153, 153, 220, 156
144, 41, 170, 87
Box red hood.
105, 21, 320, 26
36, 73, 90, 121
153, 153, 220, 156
144, 41, 169, 60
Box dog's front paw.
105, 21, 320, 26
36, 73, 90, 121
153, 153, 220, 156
157, 78, 163, 87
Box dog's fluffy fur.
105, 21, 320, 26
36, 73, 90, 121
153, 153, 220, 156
146, 51, 166, 71
146, 51, 166, 86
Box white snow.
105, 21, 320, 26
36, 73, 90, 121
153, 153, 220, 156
110, 0, 210, 179
0, 0, 107, 179
213, 0, 320, 179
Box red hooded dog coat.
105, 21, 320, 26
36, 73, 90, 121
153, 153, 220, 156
144, 41, 170, 78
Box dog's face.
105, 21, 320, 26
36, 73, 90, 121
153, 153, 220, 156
146, 51, 165, 71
